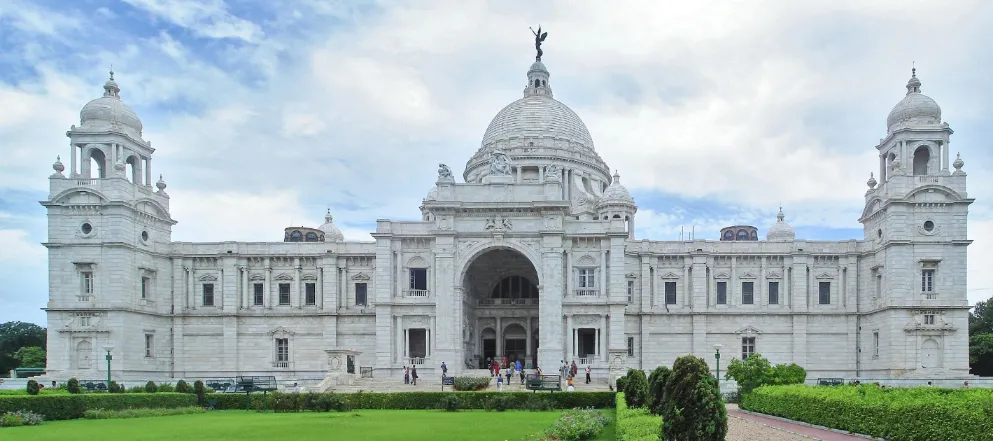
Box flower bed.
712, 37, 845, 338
522, 407, 611, 441
615, 393, 659, 441
741, 384, 993, 441
453, 376, 491, 391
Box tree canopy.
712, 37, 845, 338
969, 298, 993, 376
0, 321, 47, 375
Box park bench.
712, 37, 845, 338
817, 377, 845, 386
525, 374, 562, 392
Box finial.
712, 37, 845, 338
776, 206, 785, 222
867, 172, 877, 189
953, 152, 964, 171
52, 155, 65, 176
109, 65, 114, 80
155, 174, 167, 192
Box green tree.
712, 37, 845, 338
969, 299, 992, 335
0, 321, 46, 375
724, 353, 773, 394
12, 346, 46, 368
647, 365, 671, 415
661, 355, 727, 441
969, 333, 993, 376
623, 368, 650, 408
769, 363, 806, 386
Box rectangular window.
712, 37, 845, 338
924, 314, 935, 325
578, 269, 596, 288
355, 283, 368, 306
716, 281, 727, 305
278, 283, 291, 305
202, 284, 214, 306
627, 337, 635, 357
305, 283, 316, 306
873, 331, 879, 357
741, 282, 754, 305
741, 336, 756, 360
409, 268, 428, 290
79, 316, 91, 327
275, 338, 289, 362
627, 281, 634, 303
81, 272, 94, 295
664, 281, 677, 305
141, 276, 149, 299
921, 268, 935, 292
768, 281, 779, 305
818, 282, 831, 305
253, 283, 264, 306
144, 334, 154, 358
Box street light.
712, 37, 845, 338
713, 344, 723, 395
102, 345, 114, 388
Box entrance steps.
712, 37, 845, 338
317, 369, 614, 393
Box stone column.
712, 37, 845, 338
682, 263, 690, 308
730, 257, 737, 306
186, 265, 194, 309
395, 315, 403, 363
565, 250, 573, 298
145, 157, 152, 186
942, 141, 950, 171
338, 263, 345, 308
599, 249, 607, 296
566, 314, 573, 360
538, 246, 565, 372
760, 257, 766, 306
640, 256, 651, 311
395, 250, 403, 298
265, 259, 272, 309
525, 316, 533, 361
599, 314, 607, 362
430, 315, 436, 357
241, 265, 248, 309
495, 316, 502, 360
70, 143, 77, 177
318, 261, 324, 309
295, 258, 302, 308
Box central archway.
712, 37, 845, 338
460, 246, 541, 370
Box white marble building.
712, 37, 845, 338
41, 58, 975, 383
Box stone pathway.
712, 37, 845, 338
726, 404, 874, 441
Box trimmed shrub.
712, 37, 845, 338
724, 353, 806, 396
107, 381, 123, 393
205, 391, 615, 411
127, 385, 145, 393
144, 381, 158, 393
175, 379, 191, 394
193, 380, 206, 406
485, 395, 515, 412
742, 385, 993, 441
617, 393, 662, 441
436, 394, 460, 412
452, 376, 491, 391
623, 369, 649, 409
26, 380, 40, 396
524, 396, 554, 412
83, 406, 205, 419
616, 373, 629, 392
66, 378, 81, 394
646, 365, 671, 414
661, 355, 727, 441
0, 393, 196, 421
157, 383, 175, 393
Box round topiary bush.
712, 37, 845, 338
144, 381, 158, 393
193, 380, 206, 406
26, 380, 40, 395
647, 365, 671, 415
623, 369, 649, 408
661, 355, 727, 441
66, 377, 81, 394
175, 379, 191, 394
107, 381, 122, 393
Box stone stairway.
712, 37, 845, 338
317, 369, 614, 393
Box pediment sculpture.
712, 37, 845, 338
489, 150, 512, 176
437, 163, 455, 183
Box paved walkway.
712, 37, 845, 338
726, 404, 875, 441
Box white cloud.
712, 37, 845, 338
0, 229, 45, 262
121, 0, 264, 42
168, 189, 309, 242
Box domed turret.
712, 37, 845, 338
597, 171, 637, 238
766, 207, 796, 242
79, 70, 144, 140
319, 209, 344, 242
886, 68, 941, 133
598, 171, 634, 206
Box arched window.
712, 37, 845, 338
736, 230, 748, 241
913, 146, 930, 176
305, 232, 318, 242
76, 340, 93, 369
88, 148, 107, 179
289, 231, 303, 242
490, 275, 539, 299
126, 155, 141, 184
612, 214, 621, 219
723, 230, 734, 241
750, 230, 758, 240
534, 79, 540, 87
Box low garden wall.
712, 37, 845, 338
741, 384, 993, 441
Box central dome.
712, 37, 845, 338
464, 59, 609, 183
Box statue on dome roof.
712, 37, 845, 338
489, 150, 512, 176
530, 26, 548, 61
437, 163, 455, 183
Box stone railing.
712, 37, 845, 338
577, 357, 595, 365
77, 295, 92, 302
272, 361, 290, 369
406, 357, 425, 365
404, 289, 430, 297
477, 298, 539, 306
574, 289, 599, 297
923, 292, 939, 300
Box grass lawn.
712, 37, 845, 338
3, 409, 617, 441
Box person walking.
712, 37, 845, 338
404, 366, 410, 384
411, 366, 418, 386
497, 374, 504, 391
520, 367, 526, 385
441, 361, 448, 377
585, 365, 591, 384
515, 359, 522, 373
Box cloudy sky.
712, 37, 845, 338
1, 0, 991, 326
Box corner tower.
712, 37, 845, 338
42, 71, 177, 379
858, 68, 973, 377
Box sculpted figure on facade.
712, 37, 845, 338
489, 150, 512, 176
437, 163, 455, 183
544, 164, 562, 182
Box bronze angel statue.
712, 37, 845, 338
531, 26, 548, 61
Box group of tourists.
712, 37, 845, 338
402, 365, 419, 385
559, 359, 591, 391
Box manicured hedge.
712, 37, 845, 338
741, 385, 993, 441
0, 393, 196, 421
615, 393, 660, 441
207, 391, 615, 411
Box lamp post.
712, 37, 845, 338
713, 343, 723, 395
102, 345, 114, 387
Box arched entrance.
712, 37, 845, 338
921, 338, 941, 369
461, 246, 540, 370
